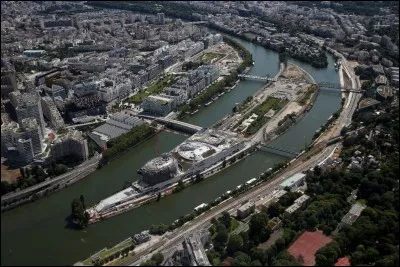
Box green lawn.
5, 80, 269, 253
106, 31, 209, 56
230, 218, 240, 232
128, 75, 177, 104
199, 52, 223, 63
245, 97, 289, 135
256, 97, 288, 115
82, 240, 134, 265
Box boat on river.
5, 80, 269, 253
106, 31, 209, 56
205, 100, 213, 106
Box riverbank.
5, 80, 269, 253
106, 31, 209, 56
178, 36, 253, 119
1, 27, 341, 266
1, 161, 98, 212
99, 125, 156, 167
87, 141, 255, 225
259, 62, 319, 142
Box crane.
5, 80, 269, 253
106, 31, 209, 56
148, 123, 162, 157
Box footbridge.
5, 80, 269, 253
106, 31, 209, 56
186, 21, 208, 25
138, 115, 203, 134
256, 143, 300, 158
238, 74, 277, 82
237, 75, 363, 93
317, 82, 364, 93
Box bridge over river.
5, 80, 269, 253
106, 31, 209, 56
238, 75, 364, 93
138, 114, 203, 134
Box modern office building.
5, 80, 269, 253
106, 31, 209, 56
142, 94, 176, 116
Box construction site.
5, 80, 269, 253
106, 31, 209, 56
215, 63, 319, 142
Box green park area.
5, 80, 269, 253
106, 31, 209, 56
128, 75, 177, 104
82, 240, 135, 266
245, 97, 289, 135
199, 52, 223, 63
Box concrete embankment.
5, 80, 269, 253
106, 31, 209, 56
100, 132, 156, 166
1, 164, 98, 212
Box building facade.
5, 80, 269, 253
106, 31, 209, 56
41, 96, 65, 130
51, 130, 89, 161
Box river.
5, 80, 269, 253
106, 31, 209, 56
1, 35, 340, 266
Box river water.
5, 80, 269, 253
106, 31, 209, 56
1, 35, 340, 266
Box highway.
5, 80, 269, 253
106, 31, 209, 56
1, 154, 101, 205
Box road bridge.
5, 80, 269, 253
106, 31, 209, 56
138, 115, 203, 134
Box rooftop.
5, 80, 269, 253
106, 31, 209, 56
94, 186, 140, 213
279, 173, 306, 188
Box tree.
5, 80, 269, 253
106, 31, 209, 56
250, 248, 266, 264
267, 202, 282, 218
150, 224, 168, 235
322, 225, 333, 236
249, 212, 270, 243
80, 194, 85, 210
350, 250, 365, 266
315, 254, 329, 266
71, 197, 89, 228
232, 251, 251, 266
306, 215, 318, 229
214, 224, 229, 249
364, 247, 379, 263
25, 167, 30, 178
140, 260, 156, 266
251, 260, 262, 266
150, 252, 164, 266
53, 164, 68, 176
19, 167, 25, 178
314, 165, 322, 176
1, 181, 11, 196
220, 211, 232, 229
227, 234, 244, 255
